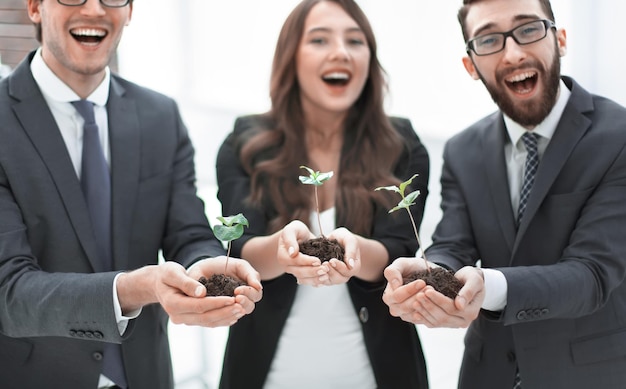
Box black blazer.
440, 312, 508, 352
427, 77, 626, 388
0, 52, 224, 388
216, 114, 430, 388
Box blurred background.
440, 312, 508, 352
2, 0, 625, 388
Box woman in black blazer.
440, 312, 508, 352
216, 1, 430, 387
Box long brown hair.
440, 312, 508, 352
239, 0, 403, 235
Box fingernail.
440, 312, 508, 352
288, 246, 295, 255
195, 285, 205, 297
348, 258, 355, 268
319, 275, 329, 282
317, 269, 326, 275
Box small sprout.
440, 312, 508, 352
299, 165, 333, 237
214, 213, 249, 272
375, 174, 429, 271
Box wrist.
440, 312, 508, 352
117, 265, 159, 313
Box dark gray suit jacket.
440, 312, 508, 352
427, 77, 626, 389
0, 52, 224, 388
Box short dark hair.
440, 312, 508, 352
457, 0, 555, 43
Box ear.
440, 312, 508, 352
27, 0, 42, 24
462, 55, 480, 80
556, 28, 567, 57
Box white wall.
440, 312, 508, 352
119, 0, 626, 143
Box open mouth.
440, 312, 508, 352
70, 28, 107, 44
322, 72, 350, 87
505, 71, 537, 94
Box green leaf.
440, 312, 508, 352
404, 190, 420, 205
214, 223, 244, 242
375, 185, 400, 193
213, 213, 248, 242
217, 213, 249, 227
380, 175, 421, 213
398, 174, 419, 197
299, 165, 334, 186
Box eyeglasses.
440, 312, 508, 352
466, 19, 556, 56
57, 0, 131, 8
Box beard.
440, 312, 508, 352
475, 44, 561, 127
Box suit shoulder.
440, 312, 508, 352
388, 116, 421, 141
110, 74, 177, 107
233, 113, 274, 135
448, 111, 500, 145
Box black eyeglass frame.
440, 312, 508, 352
57, 0, 131, 8
466, 19, 557, 56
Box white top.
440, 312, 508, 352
264, 208, 377, 389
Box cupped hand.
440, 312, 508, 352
383, 262, 485, 328
277, 220, 329, 286
154, 258, 261, 328
319, 227, 361, 285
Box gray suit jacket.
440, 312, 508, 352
0, 52, 224, 388
426, 77, 626, 389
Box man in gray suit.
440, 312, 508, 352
383, 0, 626, 388
0, 0, 262, 388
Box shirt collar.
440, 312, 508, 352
504, 79, 571, 146
30, 47, 110, 107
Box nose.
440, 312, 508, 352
501, 36, 526, 64
329, 39, 350, 62
80, 0, 107, 16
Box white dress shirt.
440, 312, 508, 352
481, 80, 571, 311
30, 49, 139, 388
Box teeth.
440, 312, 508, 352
71, 28, 106, 37
507, 72, 535, 83
322, 72, 349, 80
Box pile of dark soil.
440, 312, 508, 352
199, 274, 246, 297
299, 237, 345, 262
404, 267, 463, 299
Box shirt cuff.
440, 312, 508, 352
480, 268, 508, 311
112, 273, 142, 335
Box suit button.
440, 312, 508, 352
359, 307, 369, 323
76, 330, 85, 338
69, 329, 77, 337
516, 311, 527, 321
85, 331, 94, 338
94, 331, 104, 339
93, 352, 103, 361
541, 308, 549, 315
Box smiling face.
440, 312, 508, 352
295, 1, 371, 119
27, 0, 132, 90
461, 0, 566, 127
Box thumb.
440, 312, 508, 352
173, 264, 206, 297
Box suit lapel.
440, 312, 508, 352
513, 79, 593, 252
9, 55, 105, 272
108, 77, 140, 271
482, 117, 517, 251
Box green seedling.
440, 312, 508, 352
299, 165, 334, 237
214, 213, 249, 272
375, 174, 429, 272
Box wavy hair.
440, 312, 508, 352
238, 0, 403, 235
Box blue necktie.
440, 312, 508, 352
72, 100, 127, 389
517, 132, 539, 226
